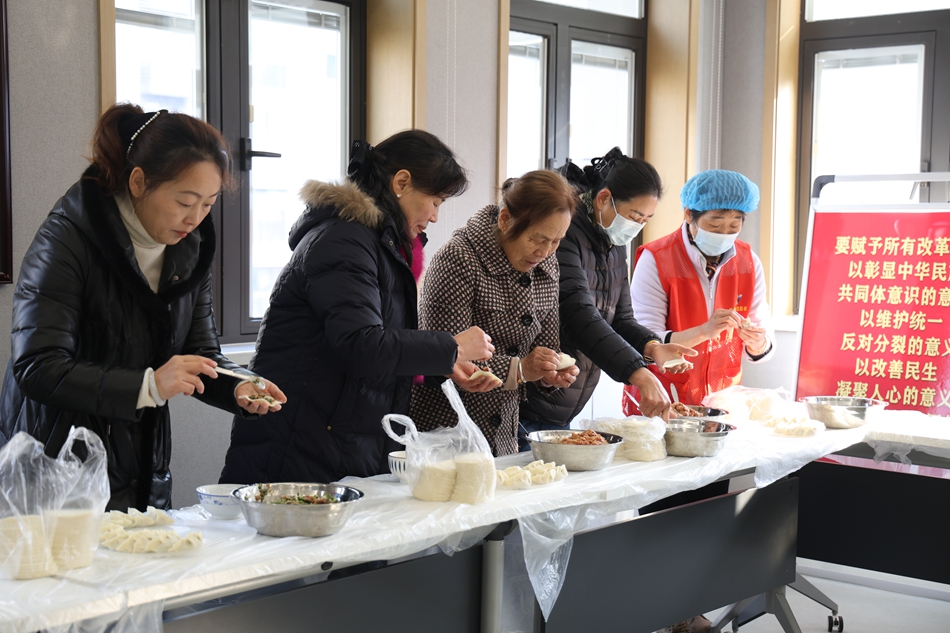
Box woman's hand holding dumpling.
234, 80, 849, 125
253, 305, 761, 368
520, 346, 559, 383
235, 379, 286, 414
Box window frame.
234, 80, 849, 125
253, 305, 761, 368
206, 0, 365, 343
795, 9, 950, 309
510, 0, 647, 169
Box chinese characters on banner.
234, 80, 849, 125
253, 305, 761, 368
797, 210, 950, 414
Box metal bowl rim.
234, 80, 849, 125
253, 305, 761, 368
799, 396, 887, 408
670, 406, 729, 418
666, 421, 736, 437
526, 430, 625, 446
231, 483, 365, 506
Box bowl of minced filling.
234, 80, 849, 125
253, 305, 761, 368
232, 482, 364, 538
526, 429, 624, 471
670, 402, 729, 421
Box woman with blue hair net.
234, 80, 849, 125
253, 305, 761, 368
622, 169, 775, 414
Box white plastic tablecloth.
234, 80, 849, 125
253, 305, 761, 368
0, 418, 873, 633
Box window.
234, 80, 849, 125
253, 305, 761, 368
507, 30, 548, 177
806, 0, 950, 22
114, 0, 205, 118
536, 0, 643, 20
111, 0, 364, 342
509, 0, 646, 173
796, 10, 950, 306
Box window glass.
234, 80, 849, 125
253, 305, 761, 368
507, 31, 547, 178
806, 0, 950, 22
811, 45, 925, 204
249, 0, 349, 318
538, 0, 642, 19
115, 0, 204, 118
569, 40, 634, 165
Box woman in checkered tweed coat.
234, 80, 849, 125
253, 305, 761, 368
409, 171, 581, 455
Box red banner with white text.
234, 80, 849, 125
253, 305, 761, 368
796, 209, 950, 414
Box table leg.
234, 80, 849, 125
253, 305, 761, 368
481, 521, 516, 633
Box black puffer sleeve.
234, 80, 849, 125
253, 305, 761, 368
557, 228, 650, 385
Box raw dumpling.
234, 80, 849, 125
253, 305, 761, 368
555, 353, 576, 371
469, 370, 503, 388
662, 357, 691, 370
412, 459, 457, 502
450, 453, 496, 504
531, 469, 556, 485
773, 420, 824, 437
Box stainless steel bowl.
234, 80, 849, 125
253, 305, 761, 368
670, 405, 729, 421
232, 483, 364, 538
664, 420, 735, 457
527, 430, 624, 471
800, 396, 887, 429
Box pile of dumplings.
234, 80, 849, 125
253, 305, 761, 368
412, 452, 497, 505
496, 460, 567, 488
99, 507, 202, 554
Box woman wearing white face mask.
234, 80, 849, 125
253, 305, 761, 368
519, 149, 696, 449
623, 169, 776, 414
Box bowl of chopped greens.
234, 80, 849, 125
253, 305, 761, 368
232, 482, 364, 538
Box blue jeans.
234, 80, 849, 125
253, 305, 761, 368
518, 418, 568, 452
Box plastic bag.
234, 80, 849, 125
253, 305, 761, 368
0, 427, 109, 579
581, 416, 667, 462
382, 379, 496, 504
703, 385, 813, 429
50, 427, 110, 569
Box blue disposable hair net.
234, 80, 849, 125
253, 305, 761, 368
680, 170, 760, 213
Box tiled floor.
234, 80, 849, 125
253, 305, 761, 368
707, 575, 950, 633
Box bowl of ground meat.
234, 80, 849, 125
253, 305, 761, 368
526, 429, 624, 471
232, 482, 364, 538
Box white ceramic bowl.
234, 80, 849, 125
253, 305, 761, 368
388, 450, 408, 483
197, 484, 243, 519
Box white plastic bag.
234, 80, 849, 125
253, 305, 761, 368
382, 380, 496, 504
0, 427, 109, 579
49, 427, 110, 569
582, 416, 667, 462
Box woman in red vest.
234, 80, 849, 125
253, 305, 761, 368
623, 169, 775, 413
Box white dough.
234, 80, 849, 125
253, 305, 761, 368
662, 357, 691, 370
47, 509, 100, 570
773, 420, 824, 437
0, 515, 57, 580
470, 370, 503, 387
555, 353, 576, 371
412, 459, 458, 502
450, 453, 496, 504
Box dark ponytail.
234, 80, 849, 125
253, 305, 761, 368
559, 147, 663, 203
88, 102, 233, 195
346, 130, 468, 264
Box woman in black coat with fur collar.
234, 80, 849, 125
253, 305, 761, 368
0, 104, 284, 511
220, 131, 495, 485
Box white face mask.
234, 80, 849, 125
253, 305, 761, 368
692, 225, 738, 256
601, 197, 645, 246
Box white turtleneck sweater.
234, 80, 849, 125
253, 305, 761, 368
115, 192, 167, 409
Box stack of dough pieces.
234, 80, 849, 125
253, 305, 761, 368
593, 418, 666, 462
0, 515, 57, 580
99, 506, 202, 554
412, 459, 458, 502
496, 460, 567, 489
48, 508, 100, 570
450, 453, 497, 504
411, 453, 498, 504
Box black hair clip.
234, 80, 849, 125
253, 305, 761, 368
346, 140, 374, 178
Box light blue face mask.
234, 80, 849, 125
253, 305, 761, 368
602, 197, 645, 246
692, 225, 738, 256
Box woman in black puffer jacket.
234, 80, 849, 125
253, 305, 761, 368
0, 104, 284, 511
219, 131, 495, 485
519, 149, 695, 447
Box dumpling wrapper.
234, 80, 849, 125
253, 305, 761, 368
555, 353, 576, 371
662, 357, 692, 370
450, 453, 496, 504
469, 370, 503, 387
412, 460, 458, 502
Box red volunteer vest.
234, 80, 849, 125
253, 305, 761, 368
623, 229, 755, 415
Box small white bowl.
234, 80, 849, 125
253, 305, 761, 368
388, 451, 408, 483
197, 484, 243, 519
